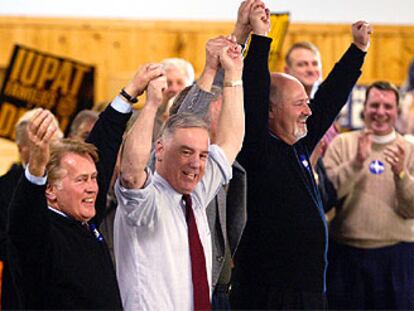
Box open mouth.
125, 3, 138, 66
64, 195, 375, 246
183, 171, 197, 180
82, 198, 95, 206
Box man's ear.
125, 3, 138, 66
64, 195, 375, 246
155, 140, 164, 162
45, 183, 57, 204
360, 110, 365, 121
268, 104, 276, 120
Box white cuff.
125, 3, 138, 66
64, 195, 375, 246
111, 95, 133, 114
25, 166, 47, 185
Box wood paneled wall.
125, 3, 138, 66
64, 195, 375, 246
0, 17, 413, 105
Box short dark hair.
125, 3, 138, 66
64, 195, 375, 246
364, 81, 399, 106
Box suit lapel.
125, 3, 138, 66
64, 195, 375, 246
290, 146, 321, 209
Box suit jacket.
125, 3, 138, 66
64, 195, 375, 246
0, 163, 24, 259
7, 104, 130, 309
0, 163, 24, 308
233, 35, 366, 293
207, 160, 247, 288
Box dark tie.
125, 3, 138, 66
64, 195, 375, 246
182, 194, 211, 310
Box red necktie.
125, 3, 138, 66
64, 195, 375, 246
182, 194, 211, 310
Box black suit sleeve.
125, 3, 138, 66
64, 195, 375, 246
86, 104, 131, 225
305, 44, 366, 152
237, 35, 272, 170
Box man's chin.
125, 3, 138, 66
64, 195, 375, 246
294, 130, 308, 141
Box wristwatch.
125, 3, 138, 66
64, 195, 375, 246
120, 88, 138, 104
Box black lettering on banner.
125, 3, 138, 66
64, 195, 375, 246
0, 45, 95, 140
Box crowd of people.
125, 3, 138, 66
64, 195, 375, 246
1, 0, 414, 310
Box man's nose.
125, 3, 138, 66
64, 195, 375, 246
168, 83, 181, 96
376, 105, 386, 115
86, 179, 98, 192
189, 155, 201, 168
304, 103, 312, 116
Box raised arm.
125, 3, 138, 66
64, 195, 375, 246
231, 0, 254, 45
120, 70, 167, 189
27, 109, 58, 178
86, 63, 163, 223
305, 21, 372, 151
176, 36, 234, 117
237, 0, 271, 168
8, 109, 57, 253
215, 41, 244, 164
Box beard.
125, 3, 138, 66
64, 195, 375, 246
294, 123, 308, 142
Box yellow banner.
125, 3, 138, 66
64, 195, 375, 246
0, 45, 95, 140
243, 12, 290, 71
268, 12, 290, 71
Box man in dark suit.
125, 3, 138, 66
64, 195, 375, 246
230, 1, 372, 308
0, 109, 63, 308
6, 64, 163, 309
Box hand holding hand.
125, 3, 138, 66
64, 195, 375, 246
219, 38, 243, 78
352, 21, 373, 52
250, 0, 270, 36
146, 74, 168, 108
384, 143, 405, 176
27, 109, 58, 177
124, 63, 164, 98
354, 129, 372, 167
232, 0, 254, 44
205, 36, 236, 72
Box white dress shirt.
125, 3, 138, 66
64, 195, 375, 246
114, 144, 231, 311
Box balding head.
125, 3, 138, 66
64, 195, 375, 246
268, 72, 311, 145
269, 73, 304, 106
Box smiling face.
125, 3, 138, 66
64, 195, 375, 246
156, 127, 209, 194
285, 47, 322, 95
47, 152, 98, 222
269, 75, 312, 145
363, 87, 398, 136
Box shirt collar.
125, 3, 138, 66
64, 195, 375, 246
153, 171, 186, 207
371, 129, 397, 144
48, 205, 68, 218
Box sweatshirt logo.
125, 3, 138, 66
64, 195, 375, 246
369, 160, 385, 175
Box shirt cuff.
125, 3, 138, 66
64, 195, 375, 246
111, 95, 133, 114
25, 166, 47, 185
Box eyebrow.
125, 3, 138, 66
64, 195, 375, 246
75, 171, 98, 178
180, 145, 209, 154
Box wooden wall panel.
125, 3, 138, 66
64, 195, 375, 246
0, 17, 413, 105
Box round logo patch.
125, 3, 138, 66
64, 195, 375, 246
369, 160, 385, 175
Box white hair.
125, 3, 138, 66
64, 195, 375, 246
161, 58, 195, 86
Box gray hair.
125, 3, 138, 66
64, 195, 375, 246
161, 58, 195, 86
159, 112, 209, 141
69, 109, 99, 137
